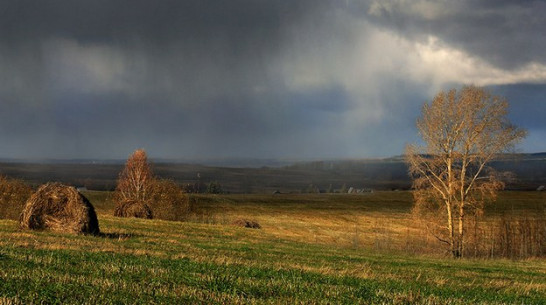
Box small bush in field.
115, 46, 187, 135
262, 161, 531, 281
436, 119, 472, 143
0, 176, 33, 220
206, 181, 224, 194
150, 179, 191, 221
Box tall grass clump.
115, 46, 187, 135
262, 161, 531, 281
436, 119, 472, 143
465, 214, 546, 259
493, 215, 546, 258
411, 208, 546, 259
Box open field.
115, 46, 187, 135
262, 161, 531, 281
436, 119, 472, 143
1, 191, 546, 304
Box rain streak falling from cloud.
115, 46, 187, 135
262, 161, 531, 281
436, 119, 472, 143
0, 0, 545, 159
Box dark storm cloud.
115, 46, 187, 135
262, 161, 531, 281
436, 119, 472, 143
0, 0, 343, 158
366, 0, 546, 69
491, 84, 546, 129
0, 0, 544, 160
0, 0, 302, 43
0, 0, 313, 99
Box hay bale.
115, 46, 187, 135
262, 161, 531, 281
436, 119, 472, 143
20, 183, 100, 235
114, 200, 153, 219
232, 219, 261, 229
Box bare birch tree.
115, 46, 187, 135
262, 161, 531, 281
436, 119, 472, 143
115, 149, 155, 202
406, 86, 526, 257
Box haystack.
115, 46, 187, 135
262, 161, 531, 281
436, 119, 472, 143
20, 183, 100, 235
114, 200, 153, 219
232, 219, 261, 229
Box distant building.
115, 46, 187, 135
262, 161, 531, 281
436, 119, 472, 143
537, 185, 545, 191
347, 187, 373, 194
76, 186, 88, 192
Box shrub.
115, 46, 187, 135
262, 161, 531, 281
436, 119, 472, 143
114, 199, 153, 219
0, 176, 33, 220
149, 179, 192, 221
206, 181, 224, 194
232, 219, 261, 229
112, 150, 192, 221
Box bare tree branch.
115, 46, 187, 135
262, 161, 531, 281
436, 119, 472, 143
406, 86, 526, 258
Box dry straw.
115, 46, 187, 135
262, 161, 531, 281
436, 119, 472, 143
0, 175, 32, 220
232, 219, 261, 229
113, 199, 153, 219
20, 183, 100, 235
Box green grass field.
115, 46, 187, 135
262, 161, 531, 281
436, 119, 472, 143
1, 191, 545, 304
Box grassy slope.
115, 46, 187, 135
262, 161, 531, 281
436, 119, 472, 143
1, 192, 545, 304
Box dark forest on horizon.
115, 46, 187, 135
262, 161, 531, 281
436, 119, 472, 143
1, 154, 545, 193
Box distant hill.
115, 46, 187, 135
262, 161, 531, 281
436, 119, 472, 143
530, 152, 546, 159
0, 154, 545, 193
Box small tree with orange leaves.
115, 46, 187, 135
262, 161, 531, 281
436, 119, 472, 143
114, 149, 192, 221
114, 149, 155, 203
406, 86, 526, 258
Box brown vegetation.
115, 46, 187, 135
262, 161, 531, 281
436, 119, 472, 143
20, 183, 99, 235
113, 149, 155, 218
113, 200, 153, 219
114, 149, 154, 203
493, 216, 546, 258
0, 175, 33, 220
232, 219, 261, 229
113, 150, 192, 221
466, 215, 546, 258
406, 86, 526, 257
149, 179, 192, 221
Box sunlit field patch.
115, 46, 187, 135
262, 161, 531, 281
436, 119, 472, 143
0, 191, 545, 304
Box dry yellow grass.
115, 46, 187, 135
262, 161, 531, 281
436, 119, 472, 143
186, 193, 427, 252
3, 191, 545, 258
1, 191, 545, 304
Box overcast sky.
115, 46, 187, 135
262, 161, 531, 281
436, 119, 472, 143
0, 0, 545, 160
